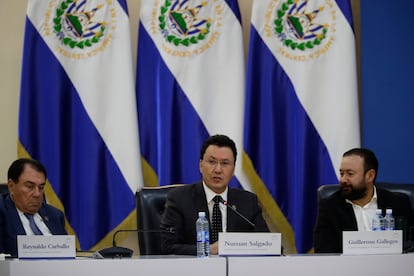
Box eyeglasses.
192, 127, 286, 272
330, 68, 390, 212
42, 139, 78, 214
204, 158, 233, 168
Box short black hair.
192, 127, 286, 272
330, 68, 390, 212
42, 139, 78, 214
343, 148, 378, 181
7, 158, 47, 182
200, 134, 237, 164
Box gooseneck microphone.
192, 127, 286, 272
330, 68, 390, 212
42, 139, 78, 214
92, 228, 175, 259
218, 197, 256, 229
112, 228, 175, 247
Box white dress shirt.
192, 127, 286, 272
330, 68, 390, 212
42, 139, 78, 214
16, 208, 52, 235
346, 186, 379, 231
203, 182, 228, 232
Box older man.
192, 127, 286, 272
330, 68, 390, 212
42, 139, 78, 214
0, 158, 67, 257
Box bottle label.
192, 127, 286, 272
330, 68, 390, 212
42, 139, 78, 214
197, 230, 210, 242
197, 231, 203, 242
372, 215, 384, 231
203, 230, 209, 243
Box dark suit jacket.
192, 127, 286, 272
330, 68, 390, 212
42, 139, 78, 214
0, 194, 67, 257
160, 182, 269, 255
314, 187, 414, 253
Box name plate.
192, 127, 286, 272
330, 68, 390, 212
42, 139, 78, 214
17, 235, 76, 259
342, 230, 402, 255
218, 232, 281, 256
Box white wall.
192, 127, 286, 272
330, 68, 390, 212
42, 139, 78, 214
0, 1, 26, 182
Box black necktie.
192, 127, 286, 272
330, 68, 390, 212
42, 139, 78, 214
211, 195, 222, 243
24, 213, 43, 235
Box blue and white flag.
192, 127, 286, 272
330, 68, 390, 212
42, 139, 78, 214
137, 1, 248, 188
243, 0, 360, 253
19, 0, 142, 250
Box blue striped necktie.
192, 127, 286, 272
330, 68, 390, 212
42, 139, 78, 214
24, 213, 43, 235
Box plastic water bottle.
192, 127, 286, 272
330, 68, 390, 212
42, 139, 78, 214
384, 208, 395, 230
372, 209, 384, 231
196, 211, 210, 257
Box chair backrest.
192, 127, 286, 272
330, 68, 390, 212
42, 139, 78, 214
0, 183, 8, 194
136, 184, 183, 255
317, 182, 414, 210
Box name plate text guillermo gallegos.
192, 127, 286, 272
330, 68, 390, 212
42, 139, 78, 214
342, 230, 402, 255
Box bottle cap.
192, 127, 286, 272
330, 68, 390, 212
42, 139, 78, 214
385, 208, 392, 214
198, 211, 206, 217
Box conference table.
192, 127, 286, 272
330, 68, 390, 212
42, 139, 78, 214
228, 253, 414, 276
1, 253, 414, 276
0, 255, 226, 276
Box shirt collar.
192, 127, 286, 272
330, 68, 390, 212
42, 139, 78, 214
202, 182, 228, 203
16, 207, 40, 219
346, 185, 378, 207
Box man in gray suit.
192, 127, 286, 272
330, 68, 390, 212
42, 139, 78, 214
0, 158, 67, 257
160, 134, 268, 255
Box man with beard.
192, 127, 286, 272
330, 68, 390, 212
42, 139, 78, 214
313, 148, 413, 253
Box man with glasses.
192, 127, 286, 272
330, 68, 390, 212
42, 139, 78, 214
160, 134, 268, 255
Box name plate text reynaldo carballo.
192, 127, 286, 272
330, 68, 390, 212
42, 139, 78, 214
17, 235, 76, 259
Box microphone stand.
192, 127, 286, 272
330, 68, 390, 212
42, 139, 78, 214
92, 228, 175, 259
112, 229, 173, 246
220, 198, 256, 229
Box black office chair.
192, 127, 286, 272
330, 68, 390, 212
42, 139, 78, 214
318, 182, 414, 251
317, 182, 414, 211
136, 184, 183, 255
0, 183, 8, 194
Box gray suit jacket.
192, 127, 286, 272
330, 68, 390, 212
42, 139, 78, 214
0, 194, 67, 257
160, 182, 269, 255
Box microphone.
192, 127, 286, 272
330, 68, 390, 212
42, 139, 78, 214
112, 228, 175, 247
92, 228, 175, 259
219, 197, 256, 229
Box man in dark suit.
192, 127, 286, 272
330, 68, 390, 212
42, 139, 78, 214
314, 148, 414, 253
160, 134, 269, 255
0, 158, 67, 257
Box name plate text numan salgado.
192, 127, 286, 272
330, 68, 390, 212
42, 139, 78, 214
17, 235, 76, 259
342, 230, 402, 255
218, 232, 281, 256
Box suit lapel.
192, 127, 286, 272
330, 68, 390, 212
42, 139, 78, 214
193, 182, 209, 216
5, 196, 27, 235
226, 189, 238, 231
340, 198, 358, 230
38, 205, 53, 233
376, 188, 388, 211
